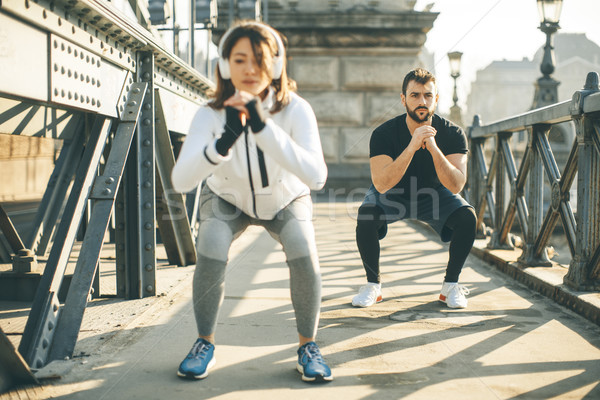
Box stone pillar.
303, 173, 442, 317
216, 0, 438, 191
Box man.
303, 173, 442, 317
353, 68, 476, 309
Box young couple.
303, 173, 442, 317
171, 21, 476, 384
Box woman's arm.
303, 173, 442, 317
171, 107, 229, 193
253, 98, 327, 190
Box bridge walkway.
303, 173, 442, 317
1, 201, 600, 399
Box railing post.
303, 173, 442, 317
465, 120, 475, 205
565, 72, 600, 289
488, 132, 513, 249
467, 120, 478, 200
518, 125, 551, 266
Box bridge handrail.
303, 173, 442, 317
469, 100, 572, 137
466, 72, 600, 291
583, 90, 600, 114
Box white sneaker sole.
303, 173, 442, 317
439, 295, 467, 309
296, 362, 333, 382
177, 356, 216, 380
352, 295, 383, 308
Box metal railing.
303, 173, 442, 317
0, 0, 214, 379
465, 72, 600, 291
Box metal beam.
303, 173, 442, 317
27, 117, 86, 254
154, 90, 196, 267
19, 116, 113, 368
48, 83, 147, 362
0, 204, 25, 254
0, 0, 216, 374
0, 328, 38, 394
1, 0, 212, 114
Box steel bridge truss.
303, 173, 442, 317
466, 72, 600, 291
0, 0, 211, 384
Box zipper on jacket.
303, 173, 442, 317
244, 129, 259, 218
257, 148, 269, 188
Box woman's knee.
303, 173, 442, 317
196, 218, 234, 261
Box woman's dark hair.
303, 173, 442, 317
210, 21, 296, 113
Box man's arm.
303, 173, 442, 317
370, 153, 412, 194
371, 125, 437, 193
424, 136, 467, 193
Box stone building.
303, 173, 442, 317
216, 0, 438, 192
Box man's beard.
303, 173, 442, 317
407, 106, 434, 123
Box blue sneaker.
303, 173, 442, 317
177, 338, 216, 379
296, 342, 333, 382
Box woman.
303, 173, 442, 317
171, 21, 332, 383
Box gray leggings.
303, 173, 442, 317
192, 186, 322, 339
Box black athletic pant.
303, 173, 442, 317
355, 204, 477, 284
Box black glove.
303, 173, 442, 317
215, 107, 244, 156
245, 98, 267, 133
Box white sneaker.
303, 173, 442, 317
439, 282, 470, 309
440, 282, 471, 308
352, 283, 382, 307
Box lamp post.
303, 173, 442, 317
448, 51, 463, 127
532, 0, 563, 109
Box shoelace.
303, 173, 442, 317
188, 340, 211, 359
302, 344, 324, 362
451, 285, 470, 296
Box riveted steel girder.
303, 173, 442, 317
0, 0, 216, 383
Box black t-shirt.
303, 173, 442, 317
369, 113, 468, 193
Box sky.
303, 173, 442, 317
414, 0, 600, 115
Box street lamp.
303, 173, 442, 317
448, 51, 463, 127
532, 0, 563, 108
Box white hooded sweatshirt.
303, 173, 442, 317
171, 90, 327, 219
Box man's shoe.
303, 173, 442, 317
439, 282, 470, 308
297, 342, 333, 382
352, 282, 382, 307
177, 338, 216, 379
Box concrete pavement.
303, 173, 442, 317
2, 201, 600, 399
